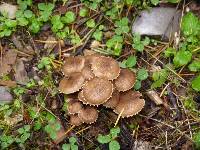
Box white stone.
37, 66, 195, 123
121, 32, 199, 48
0, 3, 18, 19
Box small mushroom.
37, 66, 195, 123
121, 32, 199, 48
69, 114, 83, 126
62, 56, 85, 75
58, 72, 85, 94
103, 90, 120, 108
114, 90, 145, 118
78, 106, 98, 124
82, 77, 113, 105
68, 101, 82, 114
114, 69, 136, 92
91, 56, 120, 80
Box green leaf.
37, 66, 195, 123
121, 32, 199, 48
151, 0, 159, 5
24, 10, 33, 18
125, 55, 137, 68
137, 68, 148, 81
93, 29, 103, 41
24, 125, 30, 132
191, 75, 200, 92
5, 20, 17, 27
164, 47, 176, 57
181, 12, 200, 36
151, 69, 168, 88
109, 140, 120, 150
62, 11, 76, 24
17, 17, 29, 26
86, 19, 96, 28
69, 137, 77, 144
193, 131, 200, 148
134, 80, 141, 90
188, 60, 200, 72
173, 50, 192, 67
71, 144, 78, 150
79, 8, 88, 17
62, 144, 71, 150
110, 127, 120, 138
17, 128, 25, 134
97, 134, 111, 144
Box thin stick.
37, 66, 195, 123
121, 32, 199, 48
114, 108, 124, 127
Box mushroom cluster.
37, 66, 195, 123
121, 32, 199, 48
59, 54, 145, 125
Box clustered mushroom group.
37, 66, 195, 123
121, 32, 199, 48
59, 53, 145, 126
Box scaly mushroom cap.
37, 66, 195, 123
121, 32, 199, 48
114, 90, 145, 118
58, 72, 85, 94
91, 56, 120, 80
82, 77, 113, 105
78, 106, 98, 124
103, 90, 120, 108
114, 69, 136, 92
68, 101, 82, 114
69, 114, 83, 126
62, 56, 85, 75
78, 90, 88, 104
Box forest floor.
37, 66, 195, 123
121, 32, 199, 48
0, 0, 200, 150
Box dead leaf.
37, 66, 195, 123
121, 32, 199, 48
0, 80, 17, 87
14, 59, 29, 85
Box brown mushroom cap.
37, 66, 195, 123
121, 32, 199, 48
78, 90, 88, 104
103, 90, 120, 108
82, 77, 113, 105
68, 101, 82, 114
62, 56, 85, 75
114, 69, 136, 92
114, 90, 145, 118
91, 56, 120, 80
58, 72, 85, 94
69, 114, 83, 126
78, 106, 98, 124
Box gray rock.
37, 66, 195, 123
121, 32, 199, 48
0, 86, 13, 103
0, 3, 18, 19
132, 7, 181, 40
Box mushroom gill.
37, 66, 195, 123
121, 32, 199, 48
62, 56, 85, 75
114, 90, 145, 118
114, 68, 136, 92
91, 56, 120, 80
58, 72, 85, 94
103, 90, 120, 108
82, 77, 113, 105
78, 106, 98, 124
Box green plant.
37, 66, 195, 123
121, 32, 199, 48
134, 68, 148, 90
115, 17, 130, 35
97, 127, 120, 150
193, 131, 200, 149
93, 25, 104, 41
132, 34, 150, 52
38, 3, 54, 22
191, 75, 200, 92
151, 68, 168, 89
0, 135, 15, 149
44, 113, 61, 140
86, 19, 96, 28
79, 8, 88, 17
15, 125, 31, 146
61, 11, 76, 24
62, 137, 78, 150
106, 35, 123, 56
38, 55, 55, 70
